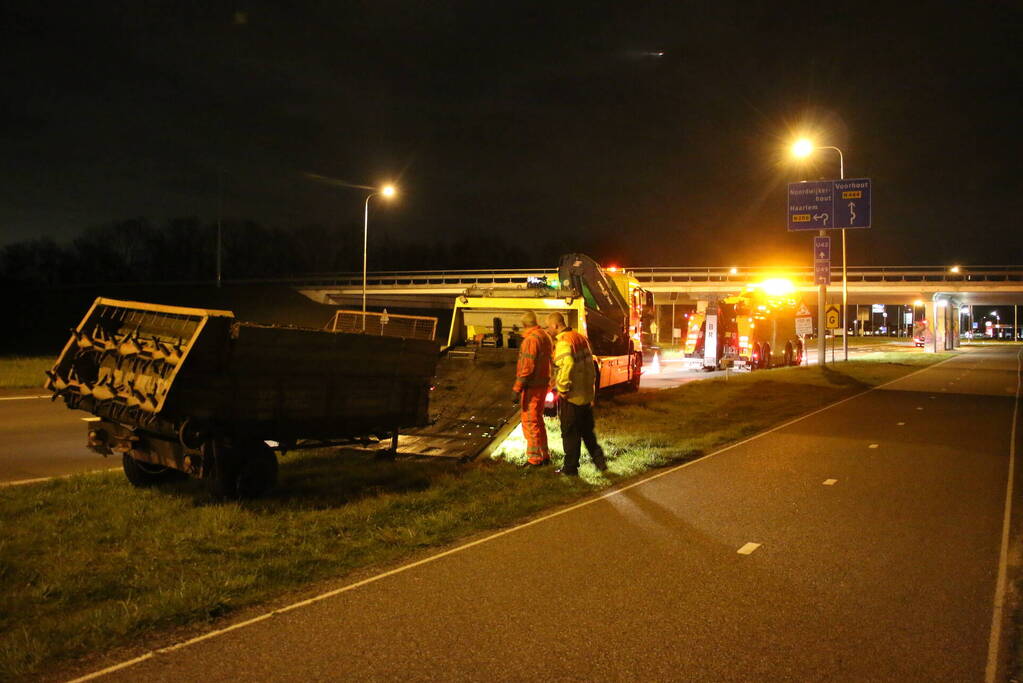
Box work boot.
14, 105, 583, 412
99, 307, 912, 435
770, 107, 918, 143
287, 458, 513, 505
525, 455, 551, 467
555, 468, 578, 476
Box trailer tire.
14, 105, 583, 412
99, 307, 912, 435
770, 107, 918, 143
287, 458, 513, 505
122, 453, 180, 488
205, 441, 278, 499
236, 442, 278, 499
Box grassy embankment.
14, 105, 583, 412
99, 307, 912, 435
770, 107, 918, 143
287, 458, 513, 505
0, 351, 951, 679
0, 357, 51, 390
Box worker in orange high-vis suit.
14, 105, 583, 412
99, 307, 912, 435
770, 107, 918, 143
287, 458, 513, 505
511, 310, 553, 466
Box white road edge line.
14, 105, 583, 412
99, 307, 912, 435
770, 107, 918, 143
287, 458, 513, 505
0, 468, 121, 488
823, 479, 837, 486
67, 353, 963, 683
737, 542, 761, 555
0, 394, 49, 401
985, 346, 1022, 683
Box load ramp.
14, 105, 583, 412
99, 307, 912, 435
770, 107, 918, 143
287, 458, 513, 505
376, 346, 522, 462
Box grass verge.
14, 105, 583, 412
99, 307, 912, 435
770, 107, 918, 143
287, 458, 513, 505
0, 352, 952, 678
0, 357, 51, 390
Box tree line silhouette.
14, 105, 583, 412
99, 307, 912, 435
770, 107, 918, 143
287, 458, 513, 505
0, 218, 585, 287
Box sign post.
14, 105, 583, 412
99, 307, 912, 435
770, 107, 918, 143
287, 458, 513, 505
813, 236, 831, 367
789, 177, 872, 365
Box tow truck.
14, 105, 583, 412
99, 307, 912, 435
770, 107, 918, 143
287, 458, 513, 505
684, 280, 806, 371
392, 253, 651, 460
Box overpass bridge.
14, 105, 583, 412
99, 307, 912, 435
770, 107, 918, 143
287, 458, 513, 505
252, 265, 1023, 350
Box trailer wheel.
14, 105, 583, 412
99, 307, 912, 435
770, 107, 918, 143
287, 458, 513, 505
204, 442, 236, 499
236, 442, 278, 499
122, 453, 180, 487
204, 441, 278, 499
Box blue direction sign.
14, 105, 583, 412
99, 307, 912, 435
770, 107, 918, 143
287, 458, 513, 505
833, 178, 871, 229
789, 178, 872, 231
788, 181, 835, 231
814, 236, 831, 285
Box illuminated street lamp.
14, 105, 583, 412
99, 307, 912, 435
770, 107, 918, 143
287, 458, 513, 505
950, 265, 961, 274
791, 137, 848, 362
363, 184, 398, 330
302, 172, 399, 333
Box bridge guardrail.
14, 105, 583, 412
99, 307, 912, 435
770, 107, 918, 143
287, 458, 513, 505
246, 265, 1023, 289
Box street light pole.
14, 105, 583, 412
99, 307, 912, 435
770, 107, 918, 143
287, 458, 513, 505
817, 145, 847, 361
792, 140, 847, 363
362, 192, 375, 332
361, 184, 397, 332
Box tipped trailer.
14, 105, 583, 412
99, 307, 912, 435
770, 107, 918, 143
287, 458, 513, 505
46, 298, 438, 497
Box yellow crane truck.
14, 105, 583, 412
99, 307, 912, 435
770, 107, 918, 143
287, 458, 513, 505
396, 254, 651, 461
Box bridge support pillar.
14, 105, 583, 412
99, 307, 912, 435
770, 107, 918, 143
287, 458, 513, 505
929, 294, 961, 352
924, 300, 937, 352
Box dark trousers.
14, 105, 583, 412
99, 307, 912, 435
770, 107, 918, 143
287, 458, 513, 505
558, 399, 605, 473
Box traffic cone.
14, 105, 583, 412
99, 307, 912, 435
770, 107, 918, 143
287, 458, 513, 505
648, 351, 661, 375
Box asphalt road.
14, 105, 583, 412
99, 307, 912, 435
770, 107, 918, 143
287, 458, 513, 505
640, 340, 916, 391
79, 344, 1021, 682
0, 390, 112, 484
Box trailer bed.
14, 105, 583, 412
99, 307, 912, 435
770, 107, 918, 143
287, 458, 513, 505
380, 347, 522, 461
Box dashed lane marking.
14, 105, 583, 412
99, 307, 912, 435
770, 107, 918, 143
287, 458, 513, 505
868, 444, 879, 449
916, 407, 924, 411
897, 422, 905, 426
737, 543, 761, 555
823, 479, 837, 486
0, 394, 49, 401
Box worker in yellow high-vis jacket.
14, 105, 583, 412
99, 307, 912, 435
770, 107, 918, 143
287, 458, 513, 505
545, 312, 607, 476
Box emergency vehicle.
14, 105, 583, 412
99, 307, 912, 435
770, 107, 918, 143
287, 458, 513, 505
684, 280, 806, 370
912, 319, 929, 347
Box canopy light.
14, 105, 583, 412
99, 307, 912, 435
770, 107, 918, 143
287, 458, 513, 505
759, 278, 796, 296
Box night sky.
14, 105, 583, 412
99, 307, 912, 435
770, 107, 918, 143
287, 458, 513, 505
2, 1, 1021, 268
